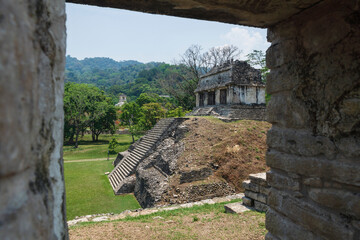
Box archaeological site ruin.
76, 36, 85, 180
192, 60, 266, 120
1, 0, 359, 239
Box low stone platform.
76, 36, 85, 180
242, 172, 269, 212
68, 193, 244, 226
224, 202, 251, 214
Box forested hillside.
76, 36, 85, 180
65, 56, 187, 103
65, 48, 266, 108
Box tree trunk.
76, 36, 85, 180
95, 133, 100, 141
67, 128, 75, 145
131, 133, 135, 143
74, 124, 80, 148
92, 132, 96, 142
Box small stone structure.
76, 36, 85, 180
242, 172, 269, 212
115, 94, 127, 107
192, 60, 266, 120
195, 60, 265, 107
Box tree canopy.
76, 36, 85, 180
64, 82, 116, 147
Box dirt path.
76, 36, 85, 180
64, 158, 115, 163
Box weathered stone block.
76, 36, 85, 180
259, 185, 271, 195
266, 67, 299, 95
249, 172, 267, 186
267, 170, 300, 192
268, 189, 355, 239
266, 149, 360, 187
266, 92, 311, 129
254, 201, 268, 212
302, 178, 322, 187
245, 190, 267, 204
265, 232, 280, 240
266, 40, 297, 69
224, 202, 249, 214
335, 136, 360, 158
267, 126, 336, 159
242, 196, 253, 207
179, 167, 212, 184
266, 209, 320, 240
242, 180, 259, 192
308, 188, 360, 218
116, 175, 136, 194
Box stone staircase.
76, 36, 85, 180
108, 118, 177, 194
190, 107, 215, 116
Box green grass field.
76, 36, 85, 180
65, 160, 141, 220
64, 134, 142, 220
63, 134, 139, 161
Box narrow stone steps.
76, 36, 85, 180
126, 156, 138, 165
139, 141, 155, 148
112, 172, 122, 185
121, 163, 132, 173
135, 145, 150, 153
130, 151, 144, 159
142, 134, 161, 140
126, 155, 139, 163
109, 118, 176, 194
132, 149, 147, 157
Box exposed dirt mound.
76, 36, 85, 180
177, 117, 271, 191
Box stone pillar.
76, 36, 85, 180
195, 93, 200, 107
215, 89, 220, 105
227, 86, 233, 104
204, 91, 208, 106
0, 1, 67, 239
265, 1, 360, 239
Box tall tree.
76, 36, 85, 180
246, 50, 269, 82
161, 44, 241, 110
119, 102, 142, 143
140, 103, 166, 130
89, 100, 117, 142
64, 83, 93, 148
64, 83, 116, 147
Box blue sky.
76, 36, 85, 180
66, 3, 270, 63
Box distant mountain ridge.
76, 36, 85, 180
66, 56, 143, 71
65, 56, 187, 103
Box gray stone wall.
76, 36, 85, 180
265, 1, 360, 239
242, 173, 269, 212
0, 1, 67, 239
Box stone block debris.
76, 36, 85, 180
224, 202, 251, 214
242, 172, 269, 212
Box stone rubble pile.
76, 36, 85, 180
242, 172, 269, 212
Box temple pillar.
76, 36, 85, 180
215, 89, 220, 105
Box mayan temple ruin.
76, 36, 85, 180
192, 60, 266, 120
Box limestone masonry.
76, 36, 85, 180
242, 172, 269, 212
2, 0, 359, 239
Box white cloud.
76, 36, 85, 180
221, 27, 270, 58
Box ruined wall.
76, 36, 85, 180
231, 86, 266, 105
265, 1, 360, 239
0, 1, 67, 239
195, 68, 231, 93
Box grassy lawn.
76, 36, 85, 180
63, 134, 140, 161
69, 200, 266, 240
64, 160, 141, 220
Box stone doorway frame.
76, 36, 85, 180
1, 1, 359, 239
